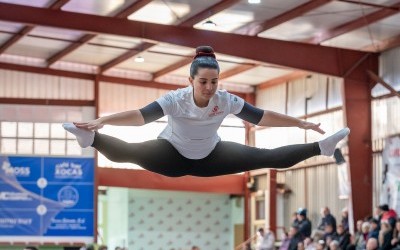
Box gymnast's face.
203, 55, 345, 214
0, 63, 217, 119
189, 67, 219, 107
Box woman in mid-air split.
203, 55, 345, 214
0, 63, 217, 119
63, 46, 350, 177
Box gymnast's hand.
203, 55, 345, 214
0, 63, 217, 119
299, 121, 325, 134
74, 119, 104, 131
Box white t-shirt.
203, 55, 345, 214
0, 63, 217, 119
156, 86, 245, 159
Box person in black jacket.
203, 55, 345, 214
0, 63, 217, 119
293, 208, 312, 239
318, 206, 337, 233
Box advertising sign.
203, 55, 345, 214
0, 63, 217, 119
0, 156, 94, 244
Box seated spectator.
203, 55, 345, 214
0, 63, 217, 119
255, 227, 275, 250
294, 208, 312, 239
368, 219, 380, 240
323, 223, 338, 242
288, 225, 303, 250
355, 221, 370, 250
304, 237, 316, 250
316, 240, 326, 250
379, 204, 397, 229
337, 224, 351, 250
279, 230, 290, 250
378, 221, 392, 250
318, 207, 337, 233
366, 237, 378, 250
341, 207, 349, 233
329, 240, 340, 250
391, 218, 400, 249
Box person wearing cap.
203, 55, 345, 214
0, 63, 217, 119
294, 208, 312, 239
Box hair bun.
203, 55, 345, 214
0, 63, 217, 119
194, 46, 216, 59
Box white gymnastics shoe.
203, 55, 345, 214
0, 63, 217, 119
318, 128, 350, 156
62, 123, 95, 148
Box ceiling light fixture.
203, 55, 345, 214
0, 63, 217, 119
134, 56, 144, 63
248, 0, 261, 4
202, 20, 216, 28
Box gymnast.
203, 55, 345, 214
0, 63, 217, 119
63, 45, 350, 177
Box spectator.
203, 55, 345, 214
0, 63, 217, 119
354, 220, 369, 250
379, 204, 397, 229
366, 237, 378, 250
341, 207, 349, 233
255, 227, 275, 250
294, 208, 312, 239
368, 219, 380, 240
329, 240, 340, 250
391, 218, 400, 249
318, 207, 337, 233
279, 230, 290, 250
288, 225, 303, 250
323, 223, 338, 242
316, 240, 326, 250
191, 246, 200, 250
378, 221, 392, 250
304, 237, 316, 250
337, 224, 351, 250
23, 247, 38, 250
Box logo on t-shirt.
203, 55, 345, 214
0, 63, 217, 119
209, 105, 223, 117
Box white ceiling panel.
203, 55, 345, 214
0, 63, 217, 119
0, 33, 12, 44
322, 21, 400, 50
128, 0, 191, 25
62, 44, 128, 65
0, 20, 24, 33
377, 12, 400, 26
30, 26, 86, 41
6, 36, 71, 59
116, 50, 185, 73
0, 0, 51, 8
258, 1, 379, 41
62, 0, 136, 16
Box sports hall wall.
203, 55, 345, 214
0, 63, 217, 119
252, 46, 400, 234
0, 46, 399, 248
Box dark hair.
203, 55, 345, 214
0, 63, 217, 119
190, 46, 220, 78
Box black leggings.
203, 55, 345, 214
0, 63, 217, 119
93, 133, 321, 177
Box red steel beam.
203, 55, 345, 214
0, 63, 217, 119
219, 64, 256, 80
246, 0, 332, 36
0, 0, 69, 55
98, 41, 156, 73
98, 168, 245, 195
46, 0, 153, 66
306, 1, 400, 44
0, 3, 376, 81
0, 61, 247, 98
0, 97, 94, 106
178, 0, 241, 27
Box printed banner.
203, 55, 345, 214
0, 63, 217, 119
0, 155, 94, 244
380, 136, 400, 213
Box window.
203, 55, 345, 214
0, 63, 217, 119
0, 121, 83, 156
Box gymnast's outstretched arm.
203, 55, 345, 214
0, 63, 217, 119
74, 101, 165, 131
235, 102, 325, 134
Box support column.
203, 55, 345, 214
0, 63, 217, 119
343, 77, 373, 224
267, 169, 277, 234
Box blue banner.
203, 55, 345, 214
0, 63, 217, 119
0, 155, 94, 243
